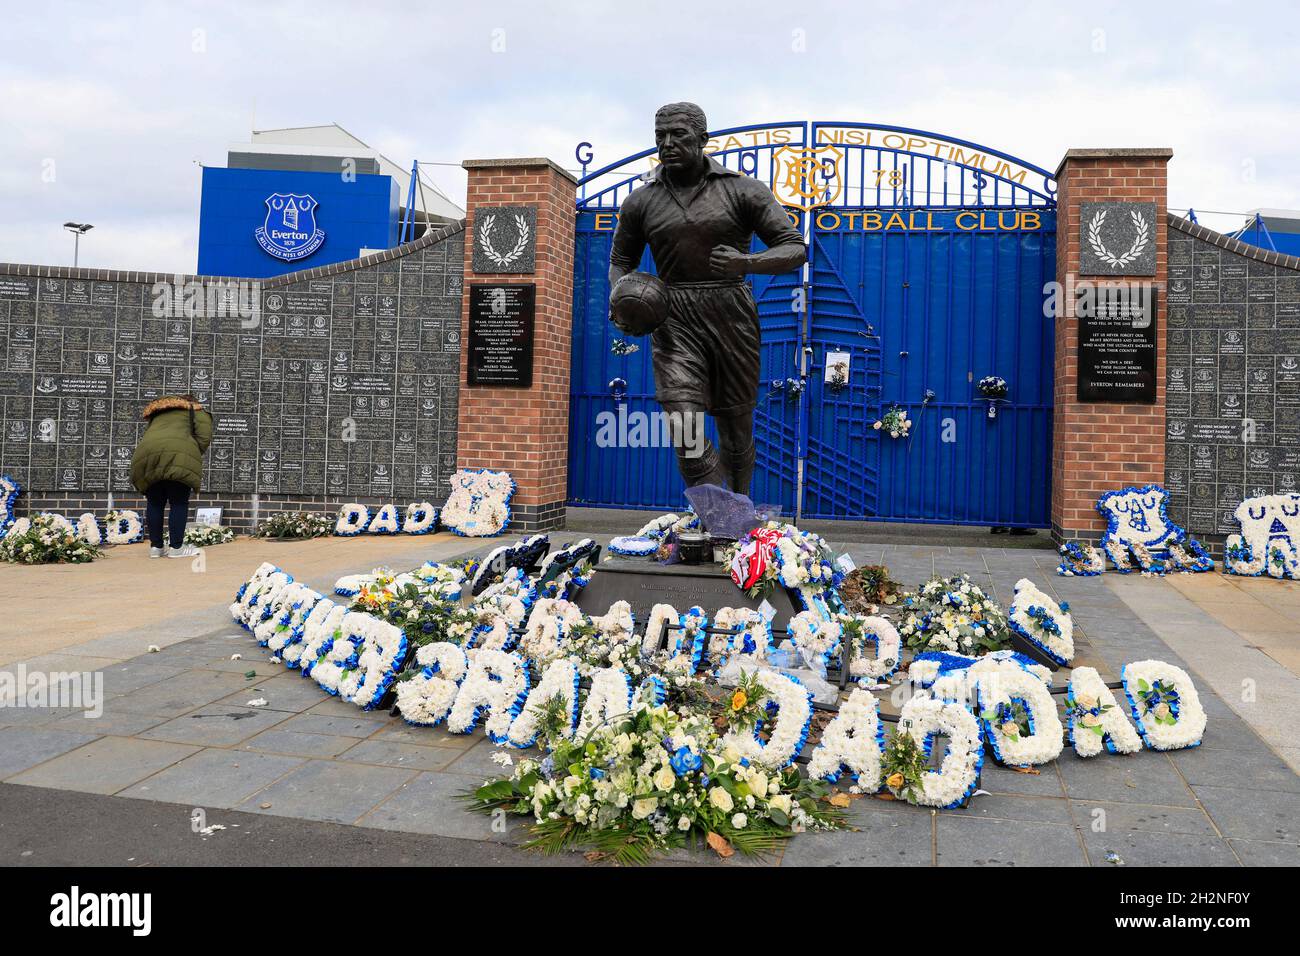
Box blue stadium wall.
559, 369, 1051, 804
197, 167, 399, 278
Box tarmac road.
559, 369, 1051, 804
0, 782, 585, 867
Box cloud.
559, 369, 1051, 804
0, 0, 1296, 271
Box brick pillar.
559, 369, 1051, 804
1052, 148, 1173, 543
457, 158, 577, 532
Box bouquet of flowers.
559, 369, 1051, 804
839, 564, 902, 612
467, 701, 845, 863
898, 574, 1011, 655
977, 376, 1008, 399
724, 522, 840, 601
872, 404, 911, 438
254, 511, 334, 540
0, 513, 100, 564
1056, 541, 1105, 576
184, 525, 236, 547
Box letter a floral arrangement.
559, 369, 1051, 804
230, 509, 1210, 863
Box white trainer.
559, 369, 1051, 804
166, 544, 199, 558
149, 547, 166, 558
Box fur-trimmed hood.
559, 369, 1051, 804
141, 396, 204, 420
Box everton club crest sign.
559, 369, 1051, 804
255, 193, 326, 262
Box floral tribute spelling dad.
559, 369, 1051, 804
230, 511, 1208, 862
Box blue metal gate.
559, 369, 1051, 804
568, 122, 1057, 526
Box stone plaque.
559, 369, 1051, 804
1079, 202, 1158, 276
0, 233, 465, 497
1077, 284, 1158, 403
470, 205, 537, 275
467, 284, 536, 387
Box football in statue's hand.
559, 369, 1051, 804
609, 271, 670, 337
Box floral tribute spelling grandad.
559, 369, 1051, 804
1224, 493, 1300, 580
226, 512, 1216, 862
442, 469, 514, 537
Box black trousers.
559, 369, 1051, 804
145, 480, 191, 549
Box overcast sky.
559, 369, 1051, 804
1, 0, 1296, 273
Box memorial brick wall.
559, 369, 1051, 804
1164, 217, 1300, 543
0, 222, 466, 529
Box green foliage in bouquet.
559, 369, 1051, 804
0, 514, 100, 565
253, 511, 333, 540
184, 525, 236, 547
898, 573, 1011, 656
881, 727, 929, 804
465, 703, 845, 864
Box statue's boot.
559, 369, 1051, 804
725, 441, 756, 499
679, 442, 727, 490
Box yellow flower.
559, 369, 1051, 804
1081, 713, 1101, 728
730, 690, 748, 712
1001, 721, 1021, 738
886, 772, 904, 790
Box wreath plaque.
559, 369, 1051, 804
471, 205, 537, 274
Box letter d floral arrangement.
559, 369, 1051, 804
467, 701, 845, 863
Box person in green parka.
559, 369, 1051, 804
130, 394, 214, 558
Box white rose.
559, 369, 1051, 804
768, 793, 792, 815
677, 815, 692, 831
631, 797, 657, 820
709, 787, 734, 813
654, 766, 676, 791
731, 813, 748, 829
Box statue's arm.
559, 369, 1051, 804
608, 200, 647, 289
710, 185, 806, 277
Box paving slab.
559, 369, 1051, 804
137, 703, 292, 747
44, 710, 166, 737
119, 748, 305, 809
0, 727, 101, 779
359, 770, 524, 841
239, 727, 359, 759
6, 736, 200, 795
935, 817, 1088, 866
234, 759, 416, 824
337, 739, 463, 772
1191, 784, 1300, 844
1066, 799, 1218, 837
1079, 826, 1240, 867
213, 674, 329, 713
778, 805, 935, 866
1055, 751, 1197, 807
276, 711, 390, 739
1166, 744, 1300, 794
107, 670, 258, 718
1227, 839, 1300, 866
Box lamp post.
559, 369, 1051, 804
63, 222, 93, 266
